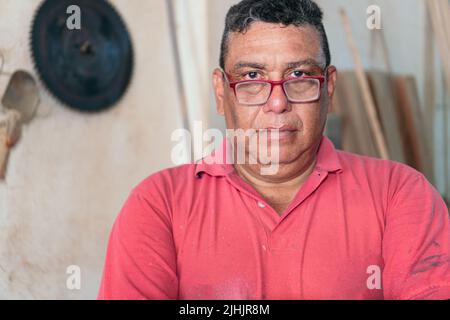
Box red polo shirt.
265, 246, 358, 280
98, 136, 450, 300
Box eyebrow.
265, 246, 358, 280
231, 59, 325, 72
286, 59, 325, 69
232, 62, 267, 72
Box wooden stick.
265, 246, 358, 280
427, 0, 450, 87
166, 0, 191, 133
427, 0, 450, 197
444, 78, 450, 202
340, 8, 389, 160
443, 0, 450, 201
439, 0, 450, 60
423, 4, 436, 177
424, 5, 435, 136
370, 29, 393, 74
165, 0, 193, 162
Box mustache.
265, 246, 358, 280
252, 118, 303, 131
255, 122, 302, 131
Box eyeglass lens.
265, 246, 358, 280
235, 78, 320, 105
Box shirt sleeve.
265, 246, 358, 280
97, 189, 178, 300
382, 171, 450, 300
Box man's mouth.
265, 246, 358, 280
264, 125, 298, 132
258, 125, 299, 141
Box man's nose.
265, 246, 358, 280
264, 84, 290, 113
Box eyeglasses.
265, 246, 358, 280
222, 69, 326, 106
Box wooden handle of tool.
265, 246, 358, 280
0, 124, 9, 179
0, 110, 22, 179
6, 110, 21, 147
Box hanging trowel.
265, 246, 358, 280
0, 70, 40, 178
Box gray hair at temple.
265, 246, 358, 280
219, 0, 331, 69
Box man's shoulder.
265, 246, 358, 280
130, 163, 206, 200
335, 149, 426, 186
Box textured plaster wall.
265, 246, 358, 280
0, 0, 183, 299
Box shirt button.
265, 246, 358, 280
257, 201, 266, 208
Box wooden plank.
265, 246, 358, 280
393, 76, 434, 181
333, 71, 379, 158
367, 71, 406, 163
426, 0, 450, 87
340, 9, 389, 160
423, 5, 435, 160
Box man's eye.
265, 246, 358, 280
291, 70, 306, 78
245, 71, 260, 80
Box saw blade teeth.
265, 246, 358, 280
29, 0, 135, 113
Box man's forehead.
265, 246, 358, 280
231, 59, 325, 72
225, 22, 325, 70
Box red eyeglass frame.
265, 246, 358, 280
222, 70, 327, 104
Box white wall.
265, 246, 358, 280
0, 0, 183, 299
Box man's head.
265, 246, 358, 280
219, 0, 331, 70
213, 0, 337, 180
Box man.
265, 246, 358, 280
98, 0, 450, 299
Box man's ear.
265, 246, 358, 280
213, 68, 226, 116
325, 65, 337, 113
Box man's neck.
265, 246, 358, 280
233, 157, 317, 215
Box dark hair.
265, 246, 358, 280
219, 0, 331, 69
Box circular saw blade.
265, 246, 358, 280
30, 0, 134, 112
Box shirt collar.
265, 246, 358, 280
315, 136, 343, 174
195, 136, 234, 178
195, 135, 343, 178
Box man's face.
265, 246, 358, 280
213, 22, 337, 166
